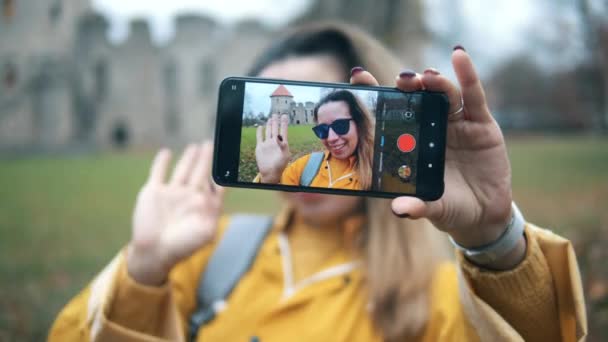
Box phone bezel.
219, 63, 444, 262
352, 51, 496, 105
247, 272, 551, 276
213, 76, 448, 201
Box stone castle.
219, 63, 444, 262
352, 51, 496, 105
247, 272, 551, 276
0, 0, 272, 151
269, 85, 316, 125
0, 0, 426, 152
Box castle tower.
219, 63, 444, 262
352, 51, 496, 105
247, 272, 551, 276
269, 85, 294, 119
163, 14, 219, 144
305, 101, 316, 123
73, 13, 111, 142
96, 19, 164, 148
269, 84, 296, 124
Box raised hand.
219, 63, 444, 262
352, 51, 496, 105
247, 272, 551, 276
350, 49, 518, 264
255, 114, 291, 183
127, 142, 225, 286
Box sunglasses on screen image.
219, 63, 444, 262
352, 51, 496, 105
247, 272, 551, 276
312, 118, 353, 139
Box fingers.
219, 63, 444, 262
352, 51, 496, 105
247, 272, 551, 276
151, 142, 222, 196
189, 142, 213, 189
350, 68, 380, 86
147, 148, 172, 184
279, 114, 289, 144
395, 70, 425, 92
188, 142, 225, 195
271, 114, 279, 140
420, 69, 464, 121
170, 144, 199, 185
265, 116, 272, 140
391, 197, 443, 221
451, 49, 492, 123
256, 125, 263, 144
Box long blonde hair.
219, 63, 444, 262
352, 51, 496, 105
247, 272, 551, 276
312, 90, 375, 190
250, 21, 449, 340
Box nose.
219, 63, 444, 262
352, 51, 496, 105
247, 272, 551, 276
327, 128, 339, 141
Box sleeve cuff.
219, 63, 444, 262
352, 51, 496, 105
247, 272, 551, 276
103, 252, 174, 338
457, 224, 550, 298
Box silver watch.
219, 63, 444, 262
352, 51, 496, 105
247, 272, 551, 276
449, 202, 525, 265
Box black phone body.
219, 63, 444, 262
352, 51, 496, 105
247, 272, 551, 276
213, 77, 448, 200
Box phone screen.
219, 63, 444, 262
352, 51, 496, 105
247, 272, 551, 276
215, 77, 447, 199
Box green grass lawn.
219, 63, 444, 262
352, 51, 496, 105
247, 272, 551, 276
1, 136, 607, 340
238, 125, 324, 181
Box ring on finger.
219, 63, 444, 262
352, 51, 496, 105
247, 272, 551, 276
449, 96, 464, 116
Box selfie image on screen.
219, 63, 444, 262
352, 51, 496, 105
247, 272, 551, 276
237, 82, 420, 194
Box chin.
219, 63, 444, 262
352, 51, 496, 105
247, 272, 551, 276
282, 192, 363, 226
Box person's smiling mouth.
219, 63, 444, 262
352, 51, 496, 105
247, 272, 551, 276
329, 142, 346, 153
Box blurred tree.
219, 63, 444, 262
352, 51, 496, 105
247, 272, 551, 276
528, 0, 607, 132
489, 0, 607, 131
576, 0, 608, 132
487, 54, 594, 130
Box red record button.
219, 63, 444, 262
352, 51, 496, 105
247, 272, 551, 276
397, 134, 416, 153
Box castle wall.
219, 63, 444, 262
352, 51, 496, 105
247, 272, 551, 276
96, 20, 165, 148
272, 100, 315, 125
161, 15, 219, 144
2, 0, 427, 152
73, 13, 113, 143
270, 96, 293, 116
0, 0, 90, 150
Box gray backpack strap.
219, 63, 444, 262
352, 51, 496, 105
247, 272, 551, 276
299, 151, 325, 186
188, 214, 273, 341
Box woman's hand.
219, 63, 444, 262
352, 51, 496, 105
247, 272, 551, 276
256, 114, 292, 183
351, 49, 520, 267
127, 142, 225, 286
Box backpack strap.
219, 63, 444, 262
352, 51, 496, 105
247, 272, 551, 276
188, 214, 273, 341
299, 151, 325, 186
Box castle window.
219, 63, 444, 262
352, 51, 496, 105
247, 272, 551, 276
164, 62, 179, 95
111, 120, 130, 149
49, 1, 62, 23
3, 62, 17, 88
285, 100, 287, 104
199, 59, 215, 95
94, 61, 108, 102
3, 0, 14, 18
164, 61, 180, 134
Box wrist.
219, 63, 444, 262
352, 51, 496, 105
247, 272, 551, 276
449, 204, 513, 248
449, 202, 526, 269
259, 171, 281, 184
126, 244, 170, 287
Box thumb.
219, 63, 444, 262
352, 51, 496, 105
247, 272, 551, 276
391, 197, 443, 221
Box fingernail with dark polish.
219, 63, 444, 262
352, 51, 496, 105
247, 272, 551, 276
453, 44, 466, 52
277, 134, 283, 142
399, 69, 416, 78
424, 68, 440, 75
350, 66, 364, 77
392, 209, 410, 218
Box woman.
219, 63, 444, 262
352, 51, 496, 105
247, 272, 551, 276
256, 89, 375, 190
50, 22, 586, 341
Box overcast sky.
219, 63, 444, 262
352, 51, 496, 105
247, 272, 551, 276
244, 83, 377, 116
91, 0, 535, 46
91, 0, 311, 43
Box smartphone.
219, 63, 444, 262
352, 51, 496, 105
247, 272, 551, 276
213, 76, 448, 200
